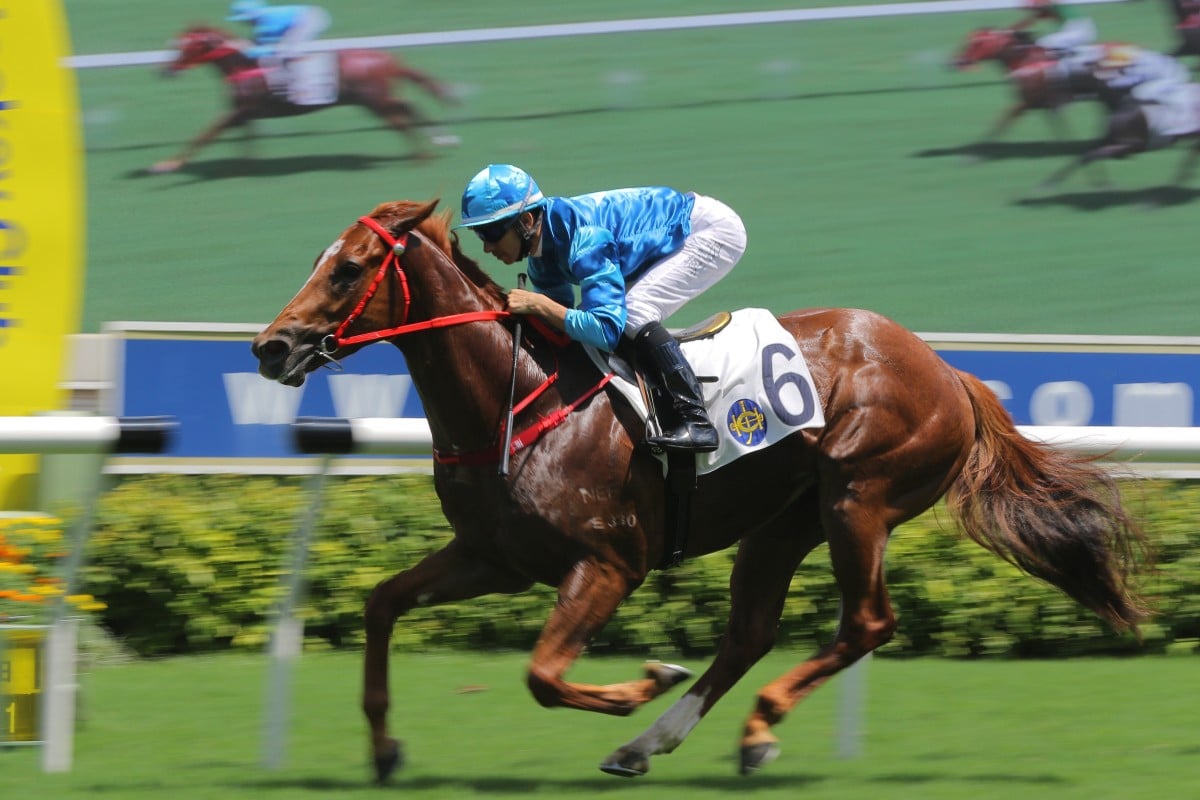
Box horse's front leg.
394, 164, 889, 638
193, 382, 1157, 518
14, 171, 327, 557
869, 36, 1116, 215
524, 558, 690, 715
968, 101, 1027, 160
601, 508, 817, 778
363, 539, 531, 783
149, 108, 248, 173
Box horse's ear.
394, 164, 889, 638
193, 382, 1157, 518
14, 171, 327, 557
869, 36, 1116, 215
388, 198, 441, 233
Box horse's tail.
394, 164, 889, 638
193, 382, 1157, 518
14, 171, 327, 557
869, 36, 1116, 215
945, 371, 1151, 632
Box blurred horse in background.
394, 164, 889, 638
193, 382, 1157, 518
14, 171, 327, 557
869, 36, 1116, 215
1039, 81, 1200, 198
150, 26, 456, 173
952, 27, 1099, 149
252, 199, 1150, 783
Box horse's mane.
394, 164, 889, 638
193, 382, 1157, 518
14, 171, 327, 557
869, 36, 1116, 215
368, 200, 506, 304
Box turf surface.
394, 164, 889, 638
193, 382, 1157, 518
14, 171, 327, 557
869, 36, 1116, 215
64, 1, 1200, 335
1, 650, 1196, 799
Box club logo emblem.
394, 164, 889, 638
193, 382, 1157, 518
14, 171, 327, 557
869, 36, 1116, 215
726, 398, 767, 447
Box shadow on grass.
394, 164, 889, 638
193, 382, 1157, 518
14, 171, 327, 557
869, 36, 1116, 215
913, 140, 1088, 161
221, 765, 1072, 793
868, 771, 1068, 786
1014, 184, 1200, 210
122, 152, 431, 185
227, 773, 821, 793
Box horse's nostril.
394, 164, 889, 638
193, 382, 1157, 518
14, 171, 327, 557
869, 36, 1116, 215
252, 337, 290, 365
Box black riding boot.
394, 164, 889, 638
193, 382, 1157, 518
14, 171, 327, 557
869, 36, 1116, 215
633, 322, 719, 453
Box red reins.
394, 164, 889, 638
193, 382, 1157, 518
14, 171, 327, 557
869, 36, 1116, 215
323, 216, 612, 468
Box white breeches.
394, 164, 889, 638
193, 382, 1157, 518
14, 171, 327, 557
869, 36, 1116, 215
624, 194, 747, 335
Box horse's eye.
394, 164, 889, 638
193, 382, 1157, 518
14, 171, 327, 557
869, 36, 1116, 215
332, 261, 363, 285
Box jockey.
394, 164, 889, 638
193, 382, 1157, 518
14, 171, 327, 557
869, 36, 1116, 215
1092, 44, 1192, 107
226, 0, 331, 95
456, 164, 748, 454
1011, 0, 1097, 54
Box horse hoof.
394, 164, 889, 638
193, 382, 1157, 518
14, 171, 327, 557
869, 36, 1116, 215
599, 747, 649, 778
644, 661, 693, 691
739, 740, 780, 776
373, 738, 404, 784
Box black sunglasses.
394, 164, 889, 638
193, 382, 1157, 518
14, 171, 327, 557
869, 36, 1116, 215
474, 217, 517, 245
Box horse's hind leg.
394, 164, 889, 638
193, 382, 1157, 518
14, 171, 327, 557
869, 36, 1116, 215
601, 506, 821, 777
363, 539, 531, 783
523, 558, 691, 715
738, 489, 898, 775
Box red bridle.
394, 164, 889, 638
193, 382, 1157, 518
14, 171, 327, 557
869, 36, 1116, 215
319, 215, 508, 354
318, 214, 613, 467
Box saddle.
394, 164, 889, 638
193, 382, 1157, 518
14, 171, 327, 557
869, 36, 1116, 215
607, 311, 733, 386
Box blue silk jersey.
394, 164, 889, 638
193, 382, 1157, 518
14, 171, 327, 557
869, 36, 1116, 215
528, 187, 695, 351
248, 6, 307, 46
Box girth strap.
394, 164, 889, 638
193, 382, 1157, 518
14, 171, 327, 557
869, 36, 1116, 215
660, 452, 697, 570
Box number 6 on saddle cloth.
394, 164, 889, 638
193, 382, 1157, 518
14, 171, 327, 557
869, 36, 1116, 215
598, 307, 826, 475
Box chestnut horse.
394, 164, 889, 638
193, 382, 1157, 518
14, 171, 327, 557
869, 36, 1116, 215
150, 26, 454, 173
952, 27, 1099, 147
251, 199, 1148, 782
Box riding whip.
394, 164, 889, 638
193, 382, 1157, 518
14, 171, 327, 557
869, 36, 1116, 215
499, 273, 527, 477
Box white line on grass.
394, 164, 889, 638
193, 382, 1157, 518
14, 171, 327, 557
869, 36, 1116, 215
64, 0, 1126, 69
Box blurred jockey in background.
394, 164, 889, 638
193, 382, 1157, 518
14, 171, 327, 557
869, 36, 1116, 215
1011, 0, 1097, 54
457, 164, 747, 453
1091, 43, 1193, 108
227, 0, 332, 102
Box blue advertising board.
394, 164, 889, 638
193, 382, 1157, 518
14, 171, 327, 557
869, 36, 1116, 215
111, 326, 1200, 469
115, 327, 424, 467
935, 345, 1198, 428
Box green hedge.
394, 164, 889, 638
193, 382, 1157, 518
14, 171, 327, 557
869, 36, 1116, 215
81, 475, 1200, 658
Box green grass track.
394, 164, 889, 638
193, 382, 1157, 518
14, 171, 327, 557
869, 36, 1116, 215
64, 1, 1200, 335
2, 651, 1196, 799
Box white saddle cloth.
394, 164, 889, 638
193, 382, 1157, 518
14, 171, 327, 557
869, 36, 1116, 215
1142, 82, 1200, 140
591, 308, 826, 475
288, 53, 338, 106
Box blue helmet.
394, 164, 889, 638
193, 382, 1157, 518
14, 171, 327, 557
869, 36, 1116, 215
457, 164, 546, 229
227, 0, 266, 22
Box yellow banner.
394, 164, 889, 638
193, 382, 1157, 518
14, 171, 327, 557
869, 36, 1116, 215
0, 1, 85, 509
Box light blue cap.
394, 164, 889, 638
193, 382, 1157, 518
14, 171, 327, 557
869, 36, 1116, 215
457, 164, 546, 228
